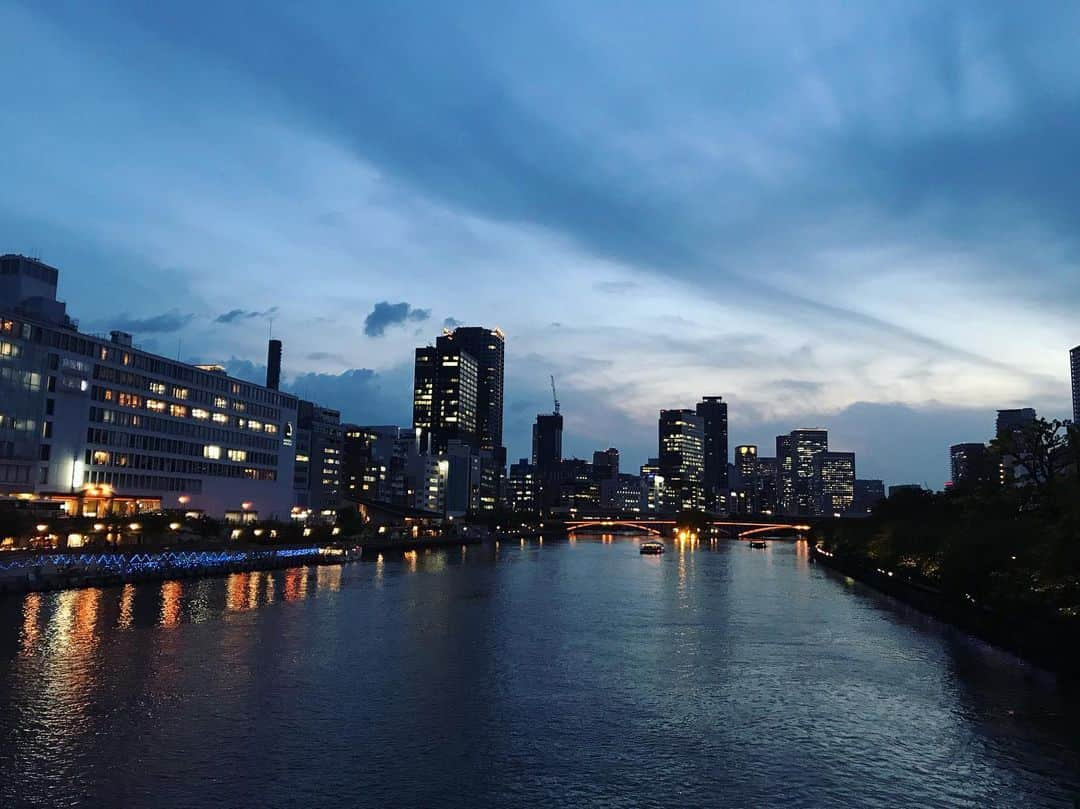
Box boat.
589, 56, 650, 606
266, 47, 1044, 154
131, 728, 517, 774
748, 539, 768, 549
639, 541, 665, 555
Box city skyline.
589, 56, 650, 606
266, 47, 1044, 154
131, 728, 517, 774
3, 3, 1079, 487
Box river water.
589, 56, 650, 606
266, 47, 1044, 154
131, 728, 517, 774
1, 535, 1078, 808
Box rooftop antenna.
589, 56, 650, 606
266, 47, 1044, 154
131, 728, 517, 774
550, 375, 560, 415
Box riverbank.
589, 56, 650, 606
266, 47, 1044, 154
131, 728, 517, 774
0, 534, 482, 595
811, 544, 1080, 677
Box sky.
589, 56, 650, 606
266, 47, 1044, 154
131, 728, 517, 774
2, 1, 1078, 488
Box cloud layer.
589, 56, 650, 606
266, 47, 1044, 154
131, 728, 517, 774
3, 1, 1078, 486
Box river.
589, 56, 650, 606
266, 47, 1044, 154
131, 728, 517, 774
1, 535, 1078, 808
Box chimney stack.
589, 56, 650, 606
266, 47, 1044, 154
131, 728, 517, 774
266, 339, 282, 390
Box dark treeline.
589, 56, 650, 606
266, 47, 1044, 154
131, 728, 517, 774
817, 419, 1080, 615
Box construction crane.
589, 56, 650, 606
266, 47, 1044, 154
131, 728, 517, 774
550, 375, 561, 415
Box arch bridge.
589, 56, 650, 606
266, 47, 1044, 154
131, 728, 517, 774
564, 517, 810, 540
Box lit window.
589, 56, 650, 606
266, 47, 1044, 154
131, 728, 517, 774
227, 449, 247, 462
212, 413, 228, 424
169, 404, 187, 418
204, 445, 222, 460
147, 399, 166, 412
149, 382, 166, 395
192, 408, 209, 420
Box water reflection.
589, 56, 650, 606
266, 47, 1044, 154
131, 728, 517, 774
1, 541, 1079, 808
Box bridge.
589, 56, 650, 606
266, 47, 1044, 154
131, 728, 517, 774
564, 516, 811, 540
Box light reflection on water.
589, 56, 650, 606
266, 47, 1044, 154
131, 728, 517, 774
1, 539, 1079, 809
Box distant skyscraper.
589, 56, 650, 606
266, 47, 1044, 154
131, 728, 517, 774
995, 408, 1037, 439
411, 341, 479, 454
507, 458, 538, 513
776, 435, 795, 515
949, 442, 995, 489
532, 413, 563, 473
593, 447, 619, 480
295, 400, 343, 519
443, 326, 505, 451
790, 429, 828, 516
696, 396, 728, 512
1071, 345, 1080, 424
734, 444, 759, 514
757, 456, 778, 514
852, 479, 885, 514
658, 409, 705, 512
812, 451, 855, 515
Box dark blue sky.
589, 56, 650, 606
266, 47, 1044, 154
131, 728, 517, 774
2, 2, 1078, 486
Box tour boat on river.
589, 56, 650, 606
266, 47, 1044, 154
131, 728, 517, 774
640, 541, 665, 555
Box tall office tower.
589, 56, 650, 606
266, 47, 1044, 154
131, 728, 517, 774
341, 424, 401, 503
1072, 346, 1080, 424
775, 434, 795, 515
734, 444, 759, 514
949, 442, 995, 490
756, 456, 778, 514
790, 429, 829, 515
266, 339, 282, 391
532, 413, 563, 472
695, 396, 728, 512
593, 447, 619, 480
411, 342, 479, 454
442, 327, 505, 450
658, 409, 705, 512
811, 451, 855, 515
852, 479, 885, 514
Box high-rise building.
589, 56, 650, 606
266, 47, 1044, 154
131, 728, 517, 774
756, 456, 778, 514
532, 413, 563, 472
640, 458, 665, 512
593, 447, 619, 481
412, 341, 478, 454
696, 396, 728, 512
949, 442, 995, 490
342, 424, 401, 503
852, 479, 885, 514
996, 408, 1037, 439
443, 327, 505, 451
775, 434, 794, 515
1072, 345, 1080, 425
790, 429, 828, 516
658, 409, 705, 512
0, 255, 299, 519
812, 451, 855, 515
734, 444, 759, 514
294, 401, 343, 520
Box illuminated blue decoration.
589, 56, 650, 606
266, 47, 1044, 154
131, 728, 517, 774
0, 547, 326, 577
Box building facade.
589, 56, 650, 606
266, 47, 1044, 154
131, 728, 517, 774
789, 429, 829, 516
658, 409, 704, 512
949, 442, 995, 490
1072, 345, 1079, 425
0, 255, 298, 518
294, 401, 342, 520
734, 444, 759, 514
696, 396, 728, 512
812, 451, 855, 516
852, 479, 885, 514
775, 434, 794, 515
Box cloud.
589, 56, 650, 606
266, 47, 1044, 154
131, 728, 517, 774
215, 306, 278, 324
363, 301, 430, 337
442, 317, 462, 328
307, 351, 350, 364
105, 309, 194, 334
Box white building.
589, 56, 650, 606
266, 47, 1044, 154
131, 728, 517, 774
0, 254, 298, 519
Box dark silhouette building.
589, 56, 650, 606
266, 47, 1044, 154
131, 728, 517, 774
593, 447, 619, 481
532, 413, 563, 473
266, 338, 282, 390
734, 444, 758, 513
1071, 345, 1079, 425
695, 396, 728, 512
412, 341, 478, 454
789, 429, 828, 516
950, 442, 995, 490
776, 434, 794, 515
853, 479, 885, 514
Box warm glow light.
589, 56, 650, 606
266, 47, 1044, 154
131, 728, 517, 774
128, 523, 141, 531
241, 501, 253, 511
93, 523, 105, 531
169, 522, 181, 531
178, 495, 190, 505
35, 524, 47, 533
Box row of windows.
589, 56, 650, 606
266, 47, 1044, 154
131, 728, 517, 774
91, 386, 281, 436
0, 463, 32, 484
2, 315, 296, 410
0, 364, 41, 393
0, 414, 37, 434
85, 428, 278, 467
93, 365, 283, 421
84, 449, 277, 481
84, 470, 204, 493
89, 408, 280, 451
